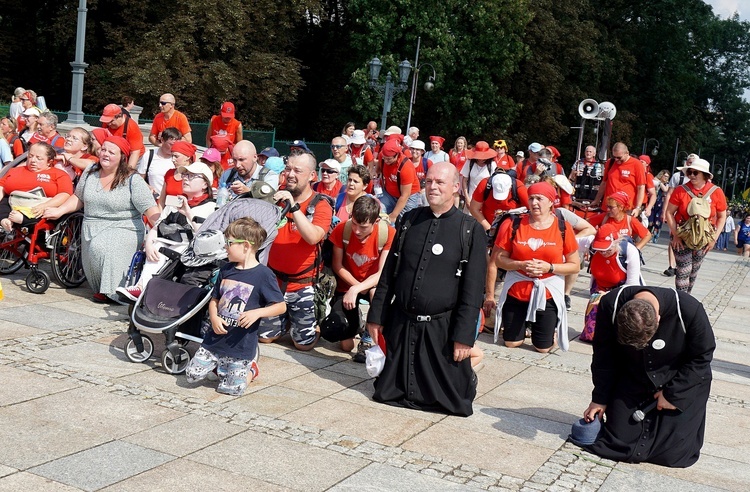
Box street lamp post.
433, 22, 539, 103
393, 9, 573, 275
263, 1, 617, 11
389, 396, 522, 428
405, 37, 437, 131
65, 0, 89, 125
642, 138, 660, 156
368, 57, 412, 133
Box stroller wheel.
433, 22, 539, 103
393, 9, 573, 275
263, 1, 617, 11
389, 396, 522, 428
161, 347, 190, 374
125, 335, 154, 363
26, 269, 50, 294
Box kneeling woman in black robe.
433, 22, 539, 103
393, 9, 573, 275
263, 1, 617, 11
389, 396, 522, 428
582, 286, 715, 468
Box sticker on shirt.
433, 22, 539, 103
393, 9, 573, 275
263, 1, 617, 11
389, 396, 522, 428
432, 244, 444, 255
652, 339, 665, 350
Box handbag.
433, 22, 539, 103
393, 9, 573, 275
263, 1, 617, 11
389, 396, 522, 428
8, 188, 49, 218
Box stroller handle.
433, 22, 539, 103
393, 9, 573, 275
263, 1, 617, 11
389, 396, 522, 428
159, 247, 182, 260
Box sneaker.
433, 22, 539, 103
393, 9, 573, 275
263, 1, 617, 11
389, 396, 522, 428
353, 338, 374, 363
662, 267, 676, 277
564, 295, 572, 311
92, 293, 111, 303
249, 360, 260, 382
116, 285, 142, 302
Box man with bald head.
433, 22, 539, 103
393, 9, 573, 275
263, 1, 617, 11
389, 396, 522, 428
592, 142, 646, 217
330, 136, 353, 181
259, 152, 333, 351
149, 93, 192, 145
367, 161, 487, 416
218, 140, 280, 199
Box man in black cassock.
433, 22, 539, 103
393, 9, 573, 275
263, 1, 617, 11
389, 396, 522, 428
367, 162, 486, 417
583, 285, 715, 467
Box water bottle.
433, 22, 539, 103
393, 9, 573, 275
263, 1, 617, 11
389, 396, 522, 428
372, 177, 383, 197
594, 162, 603, 180
216, 183, 229, 208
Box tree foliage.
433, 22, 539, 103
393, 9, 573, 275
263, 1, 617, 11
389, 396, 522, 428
2, 0, 750, 172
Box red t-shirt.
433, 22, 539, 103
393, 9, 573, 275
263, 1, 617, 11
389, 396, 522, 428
313, 180, 342, 198
602, 157, 646, 207
494, 154, 516, 172
350, 145, 374, 168
588, 213, 649, 241
268, 193, 333, 292
150, 110, 191, 140
8, 134, 25, 158
554, 190, 572, 209
0, 166, 73, 196
208, 116, 242, 143
589, 251, 626, 290
495, 215, 577, 300
162, 169, 184, 197
29, 132, 65, 151
669, 182, 728, 227
449, 149, 468, 172
329, 221, 395, 292
472, 177, 529, 223
413, 158, 433, 186
107, 118, 145, 154
382, 155, 420, 197
643, 171, 655, 206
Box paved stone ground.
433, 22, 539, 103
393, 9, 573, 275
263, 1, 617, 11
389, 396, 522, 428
0, 238, 748, 491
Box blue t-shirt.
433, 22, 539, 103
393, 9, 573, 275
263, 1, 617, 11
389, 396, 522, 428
201, 263, 284, 359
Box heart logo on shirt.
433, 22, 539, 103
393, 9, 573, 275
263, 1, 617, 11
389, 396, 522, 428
351, 253, 369, 267
528, 237, 544, 251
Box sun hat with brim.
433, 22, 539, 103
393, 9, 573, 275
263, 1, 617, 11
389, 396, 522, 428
678, 158, 713, 180
409, 139, 426, 151
181, 230, 228, 267
568, 418, 602, 447
466, 141, 498, 160
321, 159, 341, 172
350, 130, 366, 145
383, 126, 402, 136
491, 173, 513, 200
177, 162, 214, 186
592, 223, 620, 251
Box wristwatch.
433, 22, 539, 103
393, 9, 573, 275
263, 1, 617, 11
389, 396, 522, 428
289, 202, 301, 213
548, 263, 555, 273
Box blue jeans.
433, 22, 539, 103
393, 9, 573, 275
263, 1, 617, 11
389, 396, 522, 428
380, 189, 422, 218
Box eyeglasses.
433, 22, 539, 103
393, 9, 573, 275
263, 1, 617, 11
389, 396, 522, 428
65, 134, 82, 142
330, 144, 346, 149
225, 239, 254, 247
685, 169, 701, 176
182, 173, 204, 181
320, 168, 338, 174
159, 101, 172, 106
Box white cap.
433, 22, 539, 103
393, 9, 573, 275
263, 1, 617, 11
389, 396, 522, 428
516, 150, 524, 157
321, 158, 341, 172
409, 139, 426, 151
553, 175, 574, 194
492, 173, 513, 200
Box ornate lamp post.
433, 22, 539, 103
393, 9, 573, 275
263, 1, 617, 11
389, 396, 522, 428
405, 37, 437, 131
642, 138, 660, 156
368, 57, 412, 133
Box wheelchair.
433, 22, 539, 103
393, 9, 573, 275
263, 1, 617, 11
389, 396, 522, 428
0, 212, 86, 293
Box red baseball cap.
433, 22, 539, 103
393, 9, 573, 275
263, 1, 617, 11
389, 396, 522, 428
221, 102, 235, 116
99, 104, 122, 123
592, 223, 620, 251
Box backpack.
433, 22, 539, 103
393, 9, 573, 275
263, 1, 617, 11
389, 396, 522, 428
143, 148, 156, 184
676, 184, 719, 249
487, 208, 567, 250
342, 219, 390, 253
468, 159, 497, 192
482, 169, 519, 204
9, 134, 27, 156
395, 156, 411, 190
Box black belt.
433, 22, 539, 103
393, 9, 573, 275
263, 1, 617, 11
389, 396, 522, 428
404, 310, 452, 322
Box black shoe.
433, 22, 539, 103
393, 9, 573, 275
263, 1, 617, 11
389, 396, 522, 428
662, 267, 676, 277
564, 295, 571, 311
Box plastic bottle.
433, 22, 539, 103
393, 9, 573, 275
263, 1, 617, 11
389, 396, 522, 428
216, 183, 229, 208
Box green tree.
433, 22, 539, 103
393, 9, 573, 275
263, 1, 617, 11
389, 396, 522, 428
345, 0, 532, 142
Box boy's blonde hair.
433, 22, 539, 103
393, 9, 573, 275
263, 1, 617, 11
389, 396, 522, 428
225, 218, 266, 251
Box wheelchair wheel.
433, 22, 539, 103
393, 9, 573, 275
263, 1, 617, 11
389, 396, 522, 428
161, 347, 191, 374
26, 269, 50, 294
50, 212, 86, 288
124, 334, 154, 363
0, 244, 24, 274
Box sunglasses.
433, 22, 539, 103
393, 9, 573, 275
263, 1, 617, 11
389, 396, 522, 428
225, 239, 254, 247
20, 98, 30, 101
685, 169, 702, 176
330, 144, 346, 149
159, 101, 172, 106
320, 168, 338, 174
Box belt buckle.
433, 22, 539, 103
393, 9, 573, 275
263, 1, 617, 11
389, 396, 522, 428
416, 315, 431, 322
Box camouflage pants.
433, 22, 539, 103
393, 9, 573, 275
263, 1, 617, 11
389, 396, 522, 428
258, 286, 318, 346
